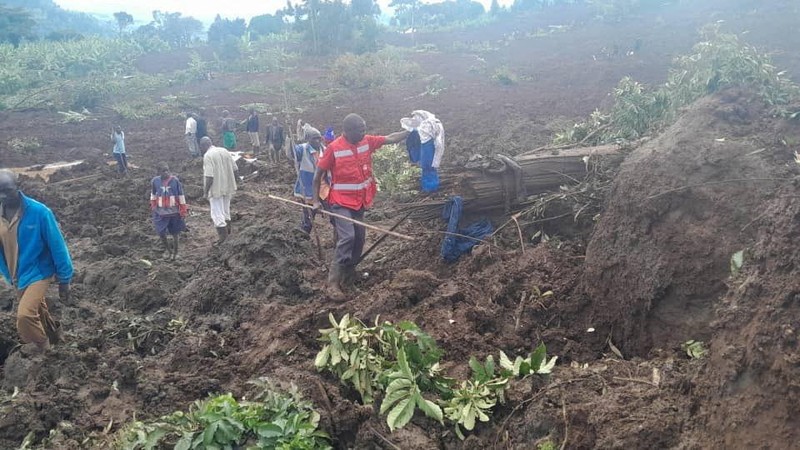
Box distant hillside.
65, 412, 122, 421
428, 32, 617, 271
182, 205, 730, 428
0, 0, 112, 38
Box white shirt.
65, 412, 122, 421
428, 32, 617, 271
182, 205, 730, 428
203, 146, 238, 198
185, 117, 197, 135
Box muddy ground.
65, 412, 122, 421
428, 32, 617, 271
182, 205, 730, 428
1, 0, 800, 448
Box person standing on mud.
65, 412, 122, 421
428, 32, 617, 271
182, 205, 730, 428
266, 117, 285, 164
0, 170, 73, 355
150, 164, 188, 260
111, 125, 128, 175
185, 113, 199, 158
220, 110, 238, 151
312, 114, 409, 296
293, 126, 328, 235
195, 110, 208, 148
200, 137, 239, 244
243, 108, 260, 154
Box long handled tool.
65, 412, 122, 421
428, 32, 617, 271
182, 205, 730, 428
357, 211, 412, 264
267, 195, 415, 241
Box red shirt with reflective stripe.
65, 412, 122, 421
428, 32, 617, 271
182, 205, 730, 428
318, 135, 386, 210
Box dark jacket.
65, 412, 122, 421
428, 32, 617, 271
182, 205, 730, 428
196, 117, 208, 141
266, 125, 285, 147
246, 114, 259, 132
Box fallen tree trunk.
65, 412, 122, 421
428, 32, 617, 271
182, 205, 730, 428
405, 144, 625, 217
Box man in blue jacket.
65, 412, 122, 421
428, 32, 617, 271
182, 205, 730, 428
0, 170, 73, 354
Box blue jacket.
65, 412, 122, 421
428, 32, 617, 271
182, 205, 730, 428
0, 193, 73, 290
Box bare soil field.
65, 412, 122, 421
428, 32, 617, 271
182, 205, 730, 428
1, 0, 800, 448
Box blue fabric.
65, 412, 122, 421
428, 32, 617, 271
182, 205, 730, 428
419, 140, 439, 192
440, 196, 493, 263
406, 130, 439, 192
324, 126, 335, 143
0, 193, 74, 289
294, 144, 317, 199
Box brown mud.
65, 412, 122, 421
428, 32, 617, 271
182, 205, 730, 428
1, 1, 800, 449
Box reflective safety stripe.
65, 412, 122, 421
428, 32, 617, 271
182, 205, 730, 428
334, 149, 354, 158
356, 145, 369, 154
333, 180, 372, 191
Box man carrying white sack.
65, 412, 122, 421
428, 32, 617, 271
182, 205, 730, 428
401, 110, 445, 193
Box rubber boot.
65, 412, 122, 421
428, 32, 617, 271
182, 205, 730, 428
159, 236, 171, 259
226, 220, 232, 236
170, 236, 179, 261
215, 226, 228, 245
341, 264, 357, 287
326, 263, 346, 300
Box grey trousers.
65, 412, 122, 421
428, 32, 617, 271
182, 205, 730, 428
330, 204, 365, 266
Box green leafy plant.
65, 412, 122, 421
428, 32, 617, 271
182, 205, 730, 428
499, 342, 558, 377
556, 25, 800, 146
117, 380, 330, 450
380, 348, 443, 431
315, 313, 385, 404
372, 144, 421, 198
315, 315, 556, 439
681, 340, 707, 359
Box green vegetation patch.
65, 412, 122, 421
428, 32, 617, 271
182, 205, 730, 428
116, 379, 331, 450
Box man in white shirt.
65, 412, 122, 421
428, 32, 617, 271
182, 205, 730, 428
200, 137, 239, 243
185, 113, 199, 157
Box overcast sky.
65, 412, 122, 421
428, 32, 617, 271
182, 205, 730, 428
54, 0, 511, 24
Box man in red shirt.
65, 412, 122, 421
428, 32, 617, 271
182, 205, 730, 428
312, 113, 408, 296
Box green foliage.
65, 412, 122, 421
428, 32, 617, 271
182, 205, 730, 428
0, 6, 36, 46
556, 25, 800, 146
499, 342, 558, 377
7, 137, 41, 153
316, 314, 556, 438
681, 340, 707, 359
372, 144, 421, 198
116, 380, 331, 450
114, 12, 134, 36
537, 440, 557, 450
492, 66, 518, 85
208, 15, 247, 45
330, 47, 420, 88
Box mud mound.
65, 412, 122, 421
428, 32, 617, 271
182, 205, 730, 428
685, 186, 800, 447
582, 89, 797, 356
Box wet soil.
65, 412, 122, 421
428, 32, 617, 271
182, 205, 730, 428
1, 1, 800, 449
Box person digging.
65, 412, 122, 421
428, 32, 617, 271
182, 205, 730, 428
150, 163, 188, 260
312, 113, 408, 297
0, 169, 73, 355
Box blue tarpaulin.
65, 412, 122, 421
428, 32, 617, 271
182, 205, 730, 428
440, 196, 493, 263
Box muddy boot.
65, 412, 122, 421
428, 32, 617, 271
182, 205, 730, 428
170, 236, 179, 260
159, 236, 171, 259
326, 264, 346, 301
44, 320, 64, 346
341, 265, 357, 287
215, 226, 228, 245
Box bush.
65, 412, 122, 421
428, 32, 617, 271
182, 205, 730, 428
7, 137, 41, 153
330, 48, 420, 88
556, 25, 800, 145
116, 379, 331, 450
372, 143, 420, 197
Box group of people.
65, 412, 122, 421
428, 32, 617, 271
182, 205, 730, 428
0, 110, 428, 356
185, 109, 288, 163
